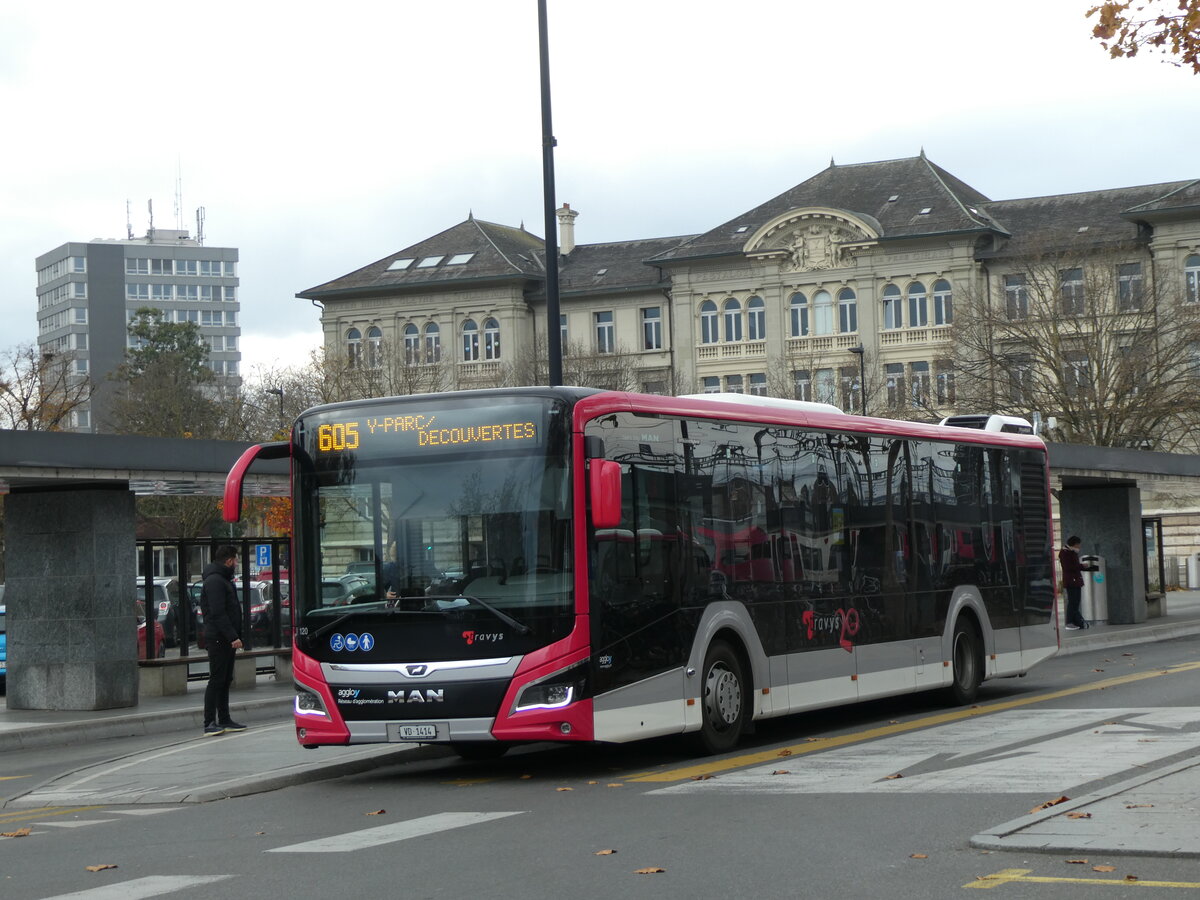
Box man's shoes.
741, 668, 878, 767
203, 724, 226, 736
1064, 624, 1080, 630
219, 720, 248, 732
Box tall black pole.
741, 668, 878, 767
538, 0, 563, 387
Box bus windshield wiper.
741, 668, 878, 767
307, 605, 404, 643
424, 593, 532, 635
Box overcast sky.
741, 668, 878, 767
2, 0, 1197, 382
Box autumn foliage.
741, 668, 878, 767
1088, 1, 1200, 74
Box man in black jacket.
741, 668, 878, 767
200, 546, 247, 736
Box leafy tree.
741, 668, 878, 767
0, 343, 92, 430
108, 308, 221, 438
948, 245, 1200, 448
1088, 1, 1200, 74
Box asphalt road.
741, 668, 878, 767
3, 636, 1200, 900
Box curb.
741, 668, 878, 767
1056, 621, 1200, 657
970, 756, 1200, 859
0, 696, 293, 753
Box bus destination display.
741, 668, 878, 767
313, 405, 543, 455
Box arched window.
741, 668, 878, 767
424, 323, 441, 363
908, 282, 928, 327
747, 296, 765, 341
723, 298, 742, 342
462, 319, 479, 362
346, 327, 362, 367
366, 326, 383, 368
814, 291, 834, 335
838, 288, 857, 333
790, 292, 809, 337
1186, 254, 1200, 304
933, 279, 953, 325
403, 324, 420, 364
483, 317, 500, 360
700, 300, 718, 344
882, 284, 903, 330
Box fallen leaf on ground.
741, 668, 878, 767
587, 781, 598, 785
606, 783, 623, 788
85, 864, 118, 872
520, 774, 532, 779
690, 774, 714, 781
1093, 865, 1116, 872
1029, 795, 1070, 813
1066, 812, 1092, 819
256, 831, 266, 835
1125, 875, 1139, 882
634, 867, 665, 874
1093, 668, 1104, 672
1, 827, 31, 838
594, 849, 617, 856
1066, 858, 1088, 864
770, 770, 790, 776
777, 749, 793, 757
366, 809, 385, 816
885, 773, 904, 780
1122, 652, 1134, 657
910, 854, 927, 859
556, 787, 573, 792
1125, 803, 1153, 808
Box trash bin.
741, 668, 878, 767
1188, 552, 1200, 590
1080, 554, 1106, 624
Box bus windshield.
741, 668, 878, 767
294, 396, 573, 640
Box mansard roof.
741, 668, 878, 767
1122, 179, 1200, 218
649, 155, 1001, 264
298, 217, 546, 299
979, 181, 1196, 258
555, 235, 696, 296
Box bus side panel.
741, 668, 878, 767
592, 668, 687, 742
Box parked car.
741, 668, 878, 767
190, 578, 292, 648
134, 578, 193, 647
0, 604, 7, 693
135, 600, 166, 659
320, 574, 374, 607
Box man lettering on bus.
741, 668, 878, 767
200, 545, 248, 735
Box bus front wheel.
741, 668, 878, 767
946, 617, 982, 706
694, 640, 747, 755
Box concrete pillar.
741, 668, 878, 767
1059, 484, 1146, 625
5, 486, 138, 710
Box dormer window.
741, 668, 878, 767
919, 207, 932, 215
447, 253, 475, 265
416, 256, 443, 268
387, 258, 415, 271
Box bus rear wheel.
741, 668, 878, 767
946, 617, 982, 706
451, 741, 510, 761
694, 640, 747, 755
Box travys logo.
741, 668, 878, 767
802, 608, 861, 653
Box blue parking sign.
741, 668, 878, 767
256, 544, 271, 568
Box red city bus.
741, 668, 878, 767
224, 387, 1056, 758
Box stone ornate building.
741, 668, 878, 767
299, 153, 1200, 422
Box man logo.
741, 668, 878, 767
387, 689, 444, 703
405, 664, 429, 677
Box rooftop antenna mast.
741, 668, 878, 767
147, 199, 155, 242
196, 206, 206, 245
126, 200, 133, 240
174, 158, 184, 231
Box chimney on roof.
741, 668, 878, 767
556, 203, 579, 255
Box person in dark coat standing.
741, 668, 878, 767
1058, 535, 1091, 631
200, 546, 247, 735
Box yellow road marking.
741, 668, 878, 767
629, 660, 1200, 783
0, 805, 106, 824
965, 867, 1200, 890
0, 776, 30, 781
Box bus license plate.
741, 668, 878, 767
394, 723, 438, 741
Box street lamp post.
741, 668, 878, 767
266, 388, 284, 426
850, 345, 867, 415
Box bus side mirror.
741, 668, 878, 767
589, 460, 622, 529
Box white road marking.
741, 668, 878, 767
265, 811, 525, 853
108, 809, 182, 816
655, 708, 1200, 795
37, 874, 234, 900
35, 820, 117, 828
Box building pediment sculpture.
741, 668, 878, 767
782, 221, 858, 272
744, 210, 877, 272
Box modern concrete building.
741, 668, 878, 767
299, 155, 1200, 423
35, 229, 241, 432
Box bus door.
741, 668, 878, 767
983, 450, 1021, 667
1015, 451, 1055, 664
585, 413, 689, 742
